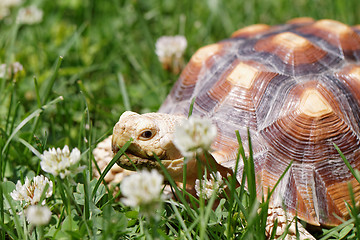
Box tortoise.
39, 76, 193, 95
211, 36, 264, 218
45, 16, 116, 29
101, 18, 360, 230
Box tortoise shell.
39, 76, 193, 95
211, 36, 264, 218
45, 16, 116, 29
158, 18, 360, 226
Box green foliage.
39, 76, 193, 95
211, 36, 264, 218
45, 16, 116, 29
1, 0, 360, 239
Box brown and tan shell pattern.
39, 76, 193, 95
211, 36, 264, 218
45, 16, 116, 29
158, 18, 360, 226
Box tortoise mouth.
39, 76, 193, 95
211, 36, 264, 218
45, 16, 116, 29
113, 148, 184, 176
116, 151, 162, 171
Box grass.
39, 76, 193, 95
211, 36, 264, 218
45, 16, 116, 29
1, 0, 360, 239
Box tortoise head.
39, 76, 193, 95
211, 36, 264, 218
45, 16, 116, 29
112, 111, 234, 184
112, 111, 189, 181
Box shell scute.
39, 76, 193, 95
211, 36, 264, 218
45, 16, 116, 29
296, 19, 360, 60
231, 24, 271, 39
335, 64, 360, 105
314, 159, 360, 223
260, 80, 358, 162
167, 42, 231, 104
254, 31, 342, 76
286, 17, 315, 25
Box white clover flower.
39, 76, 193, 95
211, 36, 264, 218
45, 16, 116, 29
0, 0, 22, 7
11, 61, 23, 74
40, 145, 85, 179
0, 0, 22, 20
0, 64, 6, 78
25, 205, 52, 226
155, 35, 187, 60
0, 62, 24, 79
195, 171, 224, 200
174, 116, 217, 158
155, 35, 187, 73
0, 8, 10, 20
10, 175, 53, 206
16, 5, 43, 25
120, 169, 164, 208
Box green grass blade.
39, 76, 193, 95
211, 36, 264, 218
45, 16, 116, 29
347, 183, 360, 240
33, 76, 42, 108
0, 221, 19, 240
334, 143, 360, 184
17, 137, 42, 159
2, 96, 64, 155
0, 172, 3, 238
117, 73, 131, 111
188, 97, 196, 118
236, 130, 248, 198
83, 171, 91, 222
169, 199, 193, 240
246, 128, 257, 205
3, 189, 25, 239
77, 80, 94, 100
4, 83, 15, 134
182, 161, 188, 200
41, 56, 63, 105
58, 23, 87, 57
91, 139, 132, 197
239, 200, 261, 239
78, 91, 93, 179
320, 218, 354, 240
1, 19, 19, 96
267, 160, 293, 200
56, 177, 72, 217
39, 182, 50, 206
155, 155, 198, 219
231, 130, 250, 224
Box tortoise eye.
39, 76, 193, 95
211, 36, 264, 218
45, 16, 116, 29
140, 130, 154, 140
